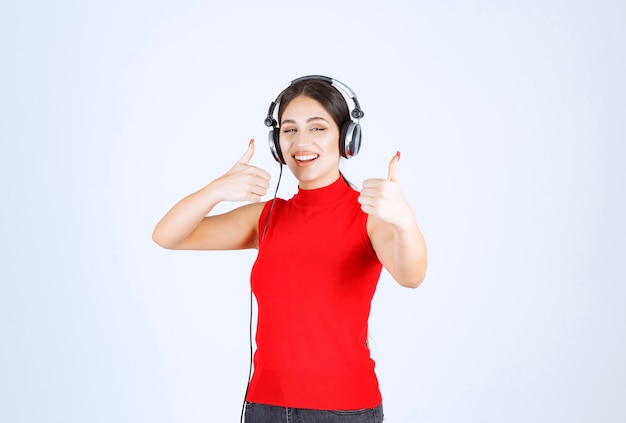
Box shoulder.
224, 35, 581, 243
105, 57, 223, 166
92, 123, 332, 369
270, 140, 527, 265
233, 201, 268, 218
260, 197, 287, 217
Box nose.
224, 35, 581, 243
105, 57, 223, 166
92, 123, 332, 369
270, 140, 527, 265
293, 131, 307, 147
282, 130, 312, 150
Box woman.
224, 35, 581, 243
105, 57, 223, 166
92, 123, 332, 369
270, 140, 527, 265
152, 76, 427, 422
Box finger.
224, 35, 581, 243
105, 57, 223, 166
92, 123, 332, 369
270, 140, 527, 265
249, 184, 268, 197
238, 138, 255, 164
388, 151, 400, 182
357, 193, 375, 207
359, 203, 375, 216
361, 178, 384, 189
358, 185, 378, 198
253, 167, 272, 182
252, 174, 271, 189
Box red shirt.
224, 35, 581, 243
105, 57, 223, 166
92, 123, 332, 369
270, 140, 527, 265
247, 177, 383, 410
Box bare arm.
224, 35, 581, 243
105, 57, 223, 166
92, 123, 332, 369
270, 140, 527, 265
358, 152, 427, 288
152, 140, 271, 250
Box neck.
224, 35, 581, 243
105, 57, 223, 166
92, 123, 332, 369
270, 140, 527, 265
292, 176, 350, 208
297, 169, 341, 190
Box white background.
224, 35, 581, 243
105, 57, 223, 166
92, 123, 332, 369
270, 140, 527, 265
1, 0, 624, 422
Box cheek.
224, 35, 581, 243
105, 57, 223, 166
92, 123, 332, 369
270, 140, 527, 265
278, 135, 290, 154
322, 131, 341, 153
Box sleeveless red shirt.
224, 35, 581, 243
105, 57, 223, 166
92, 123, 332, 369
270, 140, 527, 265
246, 177, 383, 410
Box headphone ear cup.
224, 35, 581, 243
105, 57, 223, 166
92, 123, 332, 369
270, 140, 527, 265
268, 129, 285, 164
340, 121, 362, 159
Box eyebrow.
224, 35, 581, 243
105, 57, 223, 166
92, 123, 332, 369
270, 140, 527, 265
281, 116, 329, 125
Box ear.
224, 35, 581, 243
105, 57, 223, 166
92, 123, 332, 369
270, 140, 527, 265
269, 128, 285, 164
340, 121, 361, 159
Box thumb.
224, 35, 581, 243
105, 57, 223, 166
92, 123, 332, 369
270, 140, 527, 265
238, 139, 255, 164
388, 151, 400, 181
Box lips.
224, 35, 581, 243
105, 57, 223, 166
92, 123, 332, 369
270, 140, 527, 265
294, 154, 319, 161
292, 152, 319, 168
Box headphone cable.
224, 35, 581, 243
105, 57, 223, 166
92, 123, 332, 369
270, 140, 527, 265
261, 164, 282, 240
240, 163, 283, 423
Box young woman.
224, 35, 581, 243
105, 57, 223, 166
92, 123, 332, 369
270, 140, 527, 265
152, 76, 427, 423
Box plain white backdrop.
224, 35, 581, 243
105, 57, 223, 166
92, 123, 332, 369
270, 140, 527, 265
1, 0, 624, 422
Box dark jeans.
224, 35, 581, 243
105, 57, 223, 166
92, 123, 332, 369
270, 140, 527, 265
244, 402, 384, 423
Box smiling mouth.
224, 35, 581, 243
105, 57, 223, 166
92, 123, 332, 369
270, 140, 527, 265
294, 154, 319, 162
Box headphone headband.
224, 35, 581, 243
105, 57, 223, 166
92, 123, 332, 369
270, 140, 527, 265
264, 75, 364, 128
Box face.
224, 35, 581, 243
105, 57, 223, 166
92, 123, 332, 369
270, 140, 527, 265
279, 95, 341, 190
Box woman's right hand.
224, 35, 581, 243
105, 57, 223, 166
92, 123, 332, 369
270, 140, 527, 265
152, 139, 271, 250
208, 139, 272, 203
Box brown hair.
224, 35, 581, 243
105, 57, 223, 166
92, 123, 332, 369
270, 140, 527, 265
276, 78, 350, 130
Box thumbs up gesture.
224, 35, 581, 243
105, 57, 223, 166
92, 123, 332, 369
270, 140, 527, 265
210, 139, 272, 203
358, 151, 414, 227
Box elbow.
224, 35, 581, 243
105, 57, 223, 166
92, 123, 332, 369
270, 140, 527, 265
404, 280, 423, 289
152, 231, 168, 249
395, 261, 427, 289
398, 274, 425, 289
152, 228, 179, 250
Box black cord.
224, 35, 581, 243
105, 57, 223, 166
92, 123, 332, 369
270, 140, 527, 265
239, 289, 254, 423
240, 164, 283, 423
261, 164, 282, 240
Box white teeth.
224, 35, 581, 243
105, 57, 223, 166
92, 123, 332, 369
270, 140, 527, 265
295, 154, 318, 161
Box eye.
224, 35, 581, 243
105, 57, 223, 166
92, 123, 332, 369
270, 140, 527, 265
310, 127, 326, 132
282, 127, 296, 133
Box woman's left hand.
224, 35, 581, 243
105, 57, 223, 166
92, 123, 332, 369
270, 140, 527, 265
358, 152, 415, 229
359, 152, 427, 288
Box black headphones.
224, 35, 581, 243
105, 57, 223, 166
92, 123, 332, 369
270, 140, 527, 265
264, 75, 365, 164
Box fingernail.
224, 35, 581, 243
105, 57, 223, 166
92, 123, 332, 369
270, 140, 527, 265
249, 139, 254, 147
396, 151, 401, 161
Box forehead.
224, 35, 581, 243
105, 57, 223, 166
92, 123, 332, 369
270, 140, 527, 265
281, 96, 330, 121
